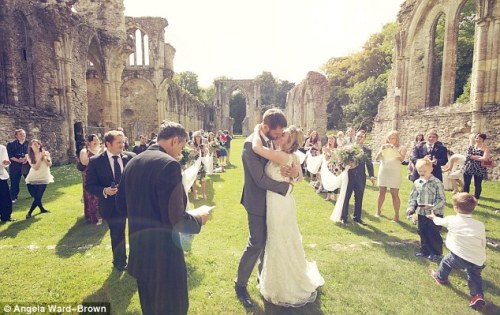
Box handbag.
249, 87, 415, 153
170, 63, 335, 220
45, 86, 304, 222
480, 159, 494, 168
76, 161, 87, 172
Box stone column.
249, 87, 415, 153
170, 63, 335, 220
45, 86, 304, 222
439, 18, 458, 106
471, 18, 489, 112
489, 18, 499, 104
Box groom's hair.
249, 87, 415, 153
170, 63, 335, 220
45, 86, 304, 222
262, 108, 287, 130
158, 121, 188, 140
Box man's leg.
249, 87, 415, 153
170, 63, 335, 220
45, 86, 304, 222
341, 174, 355, 221
236, 213, 266, 286
108, 216, 127, 268
9, 167, 21, 200
0, 180, 13, 220
353, 178, 366, 221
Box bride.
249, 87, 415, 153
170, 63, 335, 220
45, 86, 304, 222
252, 124, 324, 307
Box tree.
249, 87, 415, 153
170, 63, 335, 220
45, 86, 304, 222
255, 71, 278, 106
276, 80, 295, 108
346, 75, 387, 131
173, 71, 200, 97
229, 91, 246, 134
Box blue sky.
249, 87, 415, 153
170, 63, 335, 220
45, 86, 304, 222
124, 0, 405, 87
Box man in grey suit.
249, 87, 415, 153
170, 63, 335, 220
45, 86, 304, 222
235, 108, 299, 308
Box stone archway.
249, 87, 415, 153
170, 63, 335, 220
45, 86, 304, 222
214, 79, 262, 135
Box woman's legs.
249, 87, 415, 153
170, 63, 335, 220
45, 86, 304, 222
376, 187, 387, 217
201, 179, 207, 199
473, 175, 483, 199
390, 188, 400, 222
463, 174, 472, 193
26, 184, 47, 217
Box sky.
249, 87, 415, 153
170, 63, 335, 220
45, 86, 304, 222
124, 0, 405, 88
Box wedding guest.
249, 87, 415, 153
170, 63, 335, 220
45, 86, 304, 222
336, 131, 345, 148
6, 129, 30, 203
462, 134, 490, 200
25, 139, 54, 219
340, 130, 375, 225
116, 121, 210, 315
0, 144, 15, 222
218, 131, 228, 166
375, 130, 406, 222
406, 158, 445, 262
86, 130, 136, 271
411, 130, 448, 182
321, 135, 340, 201
117, 127, 130, 150
407, 133, 425, 181
223, 130, 233, 165
190, 131, 208, 200
132, 135, 148, 155
79, 134, 103, 225
304, 130, 322, 182
442, 150, 466, 194
428, 193, 486, 311
345, 127, 356, 144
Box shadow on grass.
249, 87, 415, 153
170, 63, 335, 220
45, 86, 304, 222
55, 217, 108, 258
476, 196, 500, 203
82, 269, 137, 315
242, 290, 324, 315
0, 215, 37, 238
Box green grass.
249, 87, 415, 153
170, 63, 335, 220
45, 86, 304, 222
1, 137, 499, 314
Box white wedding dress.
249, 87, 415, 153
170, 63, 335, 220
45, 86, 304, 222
259, 156, 325, 307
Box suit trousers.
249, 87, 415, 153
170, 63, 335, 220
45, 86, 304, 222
9, 166, 25, 200
0, 179, 13, 221
236, 213, 266, 287
417, 214, 443, 256
137, 278, 188, 315
107, 215, 127, 267
341, 172, 366, 221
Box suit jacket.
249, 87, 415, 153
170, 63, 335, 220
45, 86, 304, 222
348, 145, 374, 180
240, 133, 290, 217
411, 142, 448, 180
116, 144, 202, 282
85, 150, 135, 220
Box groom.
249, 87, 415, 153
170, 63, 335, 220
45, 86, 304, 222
235, 108, 299, 308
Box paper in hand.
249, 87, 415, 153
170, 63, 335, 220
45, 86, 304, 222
194, 205, 215, 213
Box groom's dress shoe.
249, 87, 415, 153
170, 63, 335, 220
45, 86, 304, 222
354, 218, 367, 225
235, 285, 253, 308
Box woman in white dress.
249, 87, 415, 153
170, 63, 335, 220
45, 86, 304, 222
375, 131, 406, 222
251, 125, 324, 307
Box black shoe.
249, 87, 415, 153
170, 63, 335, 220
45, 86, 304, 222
1, 218, 16, 222
26, 213, 33, 219
235, 285, 253, 308
40, 209, 50, 214
353, 218, 367, 225
113, 264, 127, 272
415, 252, 427, 258
427, 254, 442, 263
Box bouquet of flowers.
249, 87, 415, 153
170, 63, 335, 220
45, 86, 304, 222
335, 144, 365, 168
179, 145, 193, 167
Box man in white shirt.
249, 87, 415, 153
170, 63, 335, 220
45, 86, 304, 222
0, 144, 15, 222
427, 193, 486, 311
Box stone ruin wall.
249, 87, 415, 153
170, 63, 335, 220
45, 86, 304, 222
0, 0, 208, 163
373, 0, 500, 179
285, 71, 328, 136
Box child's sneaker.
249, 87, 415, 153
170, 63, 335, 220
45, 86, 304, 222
469, 294, 485, 310
415, 252, 427, 258
430, 270, 446, 285
428, 254, 442, 262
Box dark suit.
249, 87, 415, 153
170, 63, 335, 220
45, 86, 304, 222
85, 150, 135, 269
236, 134, 290, 287
116, 144, 202, 315
411, 142, 448, 181
341, 146, 374, 222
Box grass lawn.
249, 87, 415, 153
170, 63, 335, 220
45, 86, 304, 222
1, 136, 499, 314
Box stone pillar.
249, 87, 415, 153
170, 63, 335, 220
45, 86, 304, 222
471, 18, 489, 112
440, 18, 458, 106
490, 18, 499, 104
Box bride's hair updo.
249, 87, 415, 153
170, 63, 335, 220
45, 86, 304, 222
283, 125, 303, 154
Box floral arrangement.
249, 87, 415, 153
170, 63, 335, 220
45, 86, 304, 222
179, 145, 193, 166
334, 144, 365, 167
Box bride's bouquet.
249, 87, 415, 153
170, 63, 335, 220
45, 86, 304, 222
335, 144, 365, 168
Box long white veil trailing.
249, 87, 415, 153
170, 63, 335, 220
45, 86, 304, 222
329, 166, 350, 222
182, 156, 202, 196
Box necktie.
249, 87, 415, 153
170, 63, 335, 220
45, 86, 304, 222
428, 146, 433, 154
267, 140, 272, 149
112, 156, 121, 184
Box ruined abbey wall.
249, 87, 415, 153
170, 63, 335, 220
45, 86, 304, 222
373, 0, 500, 179
0, 0, 210, 163
285, 71, 328, 136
